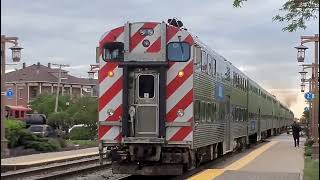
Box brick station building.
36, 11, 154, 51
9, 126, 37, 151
4, 62, 98, 108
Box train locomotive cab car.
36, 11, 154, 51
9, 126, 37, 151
97, 20, 294, 175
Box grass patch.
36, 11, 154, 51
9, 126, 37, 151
303, 156, 319, 180
305, 146, 312, 156
66, 140, 98, 147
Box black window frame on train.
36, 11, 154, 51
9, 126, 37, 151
167, 42, 191, 62
200, 101, 206, 123
102, 42, 124, 61
207, 54, 216, 76
207, 54, 213, 76
194, 100, 200, 122
212, 103, 217, 122
206, 103, 212, 122
201, 50, 208, 72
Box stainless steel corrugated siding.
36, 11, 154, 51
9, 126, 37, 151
193, 123, 226, 149
231, 122, 247, 138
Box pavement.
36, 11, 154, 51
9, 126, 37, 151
189, 133, 306, 180
1, 147, 98, 166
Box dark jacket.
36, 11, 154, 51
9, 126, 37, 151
292, 123, 301, 138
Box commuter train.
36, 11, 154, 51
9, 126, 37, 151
97, 19, 294, 175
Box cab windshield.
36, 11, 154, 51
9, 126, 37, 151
167, 42, 191, 62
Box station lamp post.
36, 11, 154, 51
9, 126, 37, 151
295, 34, 319, 159
300, 83, 306, 92
87, 64, 99, 79
1, 35, 23, 157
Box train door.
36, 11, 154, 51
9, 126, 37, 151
133, 71, 159, 137
257, 108, 261, 141
225, 95, 231, 151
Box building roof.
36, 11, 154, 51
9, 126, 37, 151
5, 105, 32, 111
5, 62, 97, 86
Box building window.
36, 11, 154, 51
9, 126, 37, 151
15, 110, 19, 118
18, 88, 23, 99
21, 111, 25, 118
30, 87, 37, 99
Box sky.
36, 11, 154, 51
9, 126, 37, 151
1, 0, 319, 118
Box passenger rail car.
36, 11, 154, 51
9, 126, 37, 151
97, 20, 294, 175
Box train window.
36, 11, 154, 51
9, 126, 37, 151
212, 103, 216, 121
208, 54, 213, 76
218, 103, 225, 121
194, 100, 200, 122
138, 75, 154, 98
194, 47, 202, 70
167, 42, 191, 62
102, 42, 124, 61
206, 103, 211, 122
200, 102, 206, 122
201, 51, 207, 72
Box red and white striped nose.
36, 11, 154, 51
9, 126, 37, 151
130, 22, 162, 53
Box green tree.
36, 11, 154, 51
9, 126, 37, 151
31, 95, 71, 117
302, 109, 310, 120
48, 111, 73, 132
233, 0, 319, 32
30, 95, 98, 135
67, 97, 98, 130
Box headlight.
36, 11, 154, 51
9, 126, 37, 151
142, 39, 150, 47
107, 109, 115, 116
178, 70, 184, 77
177, 109, 184, 117
139, 29, 147, 36
147, 29, 154, 35
139, 28, 154, 36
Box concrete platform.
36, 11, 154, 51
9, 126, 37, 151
1, 147, 98, 171
189, 133, 305, 180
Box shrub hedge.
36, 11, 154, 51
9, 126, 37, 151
5, 119, 65, 152
5, 120, 26, 148
69, 127, 96, 140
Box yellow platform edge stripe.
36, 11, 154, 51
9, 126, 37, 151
2, 152, 99, 166
188, 141, 278, 180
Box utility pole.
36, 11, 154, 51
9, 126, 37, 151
52, 63, 69, 113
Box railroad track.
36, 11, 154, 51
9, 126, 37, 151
1, 156, 110, 180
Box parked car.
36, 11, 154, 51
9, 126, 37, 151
28, 124, 56, 138
24, 114, 47, 128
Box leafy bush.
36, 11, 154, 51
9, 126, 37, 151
24, 140, 60, 152
5, 120, 26, 148
18, 129, 42, 145
304, 139, 314, 147
4, 119, 63, 152
56, 138, 67, 148
305, 146, 312, 156
48, 112, 73, 132
69, 127, 96, 140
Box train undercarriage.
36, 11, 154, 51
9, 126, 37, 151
99, 125, 289, 176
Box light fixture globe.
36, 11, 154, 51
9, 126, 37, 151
88, 70, 95, 79
9, 44, 23, 62
299, 70, 307, 82
294, 44, 308, 62
300, 83, 306, 92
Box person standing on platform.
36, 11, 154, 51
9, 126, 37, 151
292, 121, 302, 147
